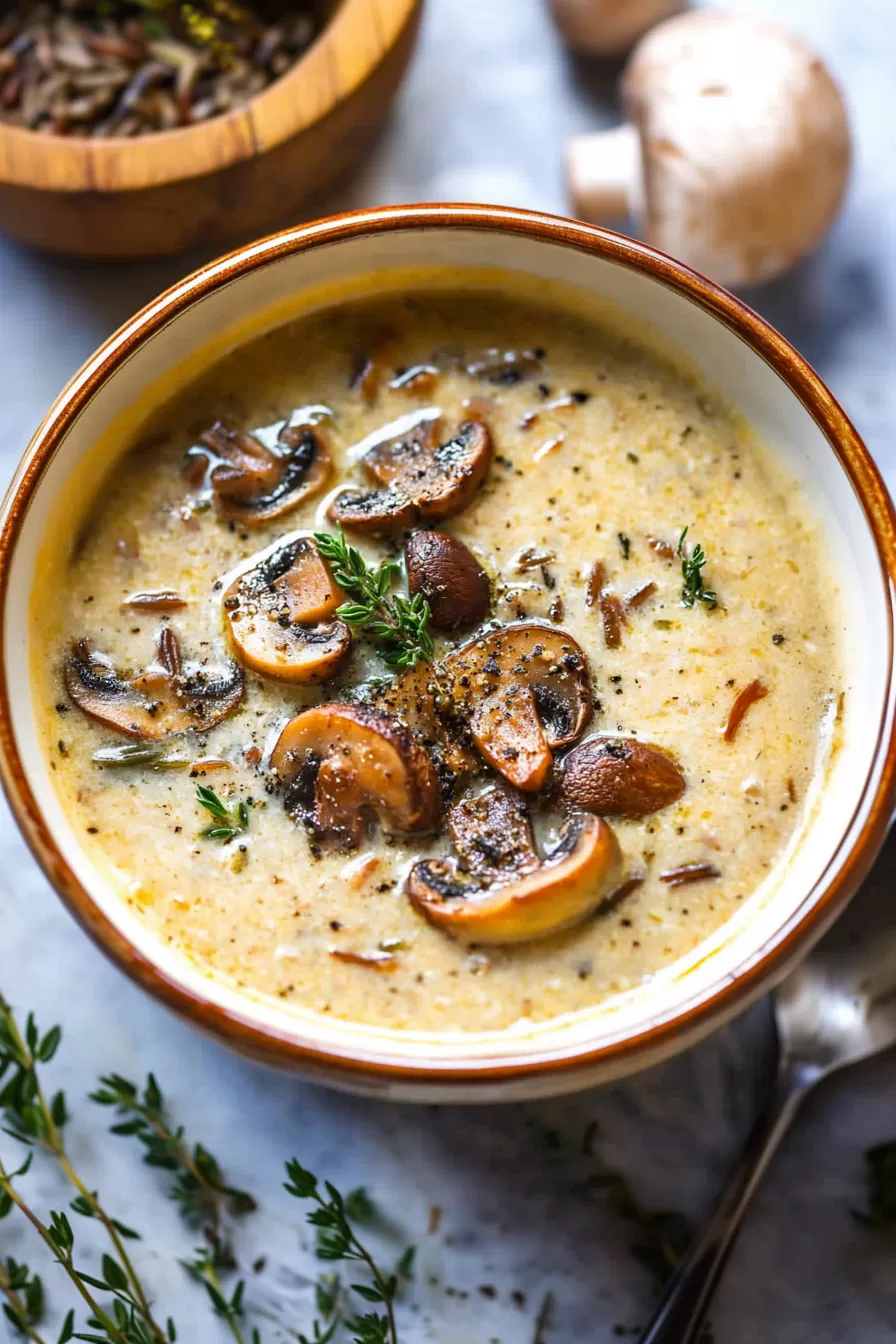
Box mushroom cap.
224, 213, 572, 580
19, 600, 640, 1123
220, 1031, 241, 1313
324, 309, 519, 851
408, 796, 622, 944
558, 736, 685, 818
65, 631, 243, 739
223, 537, 351, 683
187, 421, 332, 526
622, 11, 851, 287
405, 530, 491, 631
328, 420, 492, 534
440, 622, 592, 790
549, 0, 684, 56
271, 702, 441, 846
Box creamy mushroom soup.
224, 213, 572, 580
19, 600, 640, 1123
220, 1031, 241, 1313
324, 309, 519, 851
34, 287, 843, 1032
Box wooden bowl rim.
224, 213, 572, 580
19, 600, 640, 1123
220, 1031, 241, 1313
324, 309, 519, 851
0, 0, 420, 193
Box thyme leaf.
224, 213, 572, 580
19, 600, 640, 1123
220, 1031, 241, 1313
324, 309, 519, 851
0, 1250, 47, 1343
677, 526, 717, 610
195, 785, 250, 843
183, 1249, 253, 1344
314, 527, 433, 669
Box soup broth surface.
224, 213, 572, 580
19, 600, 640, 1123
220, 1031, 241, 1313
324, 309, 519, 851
35, 287, 843, 1032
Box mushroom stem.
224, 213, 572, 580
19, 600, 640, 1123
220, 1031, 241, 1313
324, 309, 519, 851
567, 123, 643, 222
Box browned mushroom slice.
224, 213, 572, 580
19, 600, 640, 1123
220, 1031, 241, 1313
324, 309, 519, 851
446, 786, 540, 881
407, 795, 621, 944
65, 630, 243, 740
325, 486, 419, 534
405, 530, 491, 631
186, 420, 331, 526
223, 537, 351, 684
558, 737, 685, 818
364, 661, 480, 789
328, 421, 492, 534
360, 415, 441, 483
270, 702, 441, 847
440, 623, 592, 791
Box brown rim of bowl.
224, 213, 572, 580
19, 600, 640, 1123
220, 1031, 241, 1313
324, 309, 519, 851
1, 204, 895, 1086
0, 0, 420, 193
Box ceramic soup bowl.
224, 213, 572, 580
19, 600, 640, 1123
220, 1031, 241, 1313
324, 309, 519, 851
1, 206, 894, 1103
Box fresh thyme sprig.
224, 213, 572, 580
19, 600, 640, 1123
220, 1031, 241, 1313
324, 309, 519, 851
0, 1234, 50, 1344
677, 526, 717, 610
0, 996, 166, 1343
1, 993, 414, 1344
314, 527, 434, 669
184, 1247, 257, 1344
0, 1153, 154, 1344
90, 1073, 256, 1239
195, 785, 251, 842
284, 1162, 414, 1344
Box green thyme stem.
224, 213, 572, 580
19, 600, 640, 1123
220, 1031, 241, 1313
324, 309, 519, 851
677, 526, 717, 610
0, 1160, 126, 1344
143, 1111, 223, 1226
284, 1164, 402, 1344
312, 1193, 395, 1344
0, 994, 167, 1343
343, 1233, 396, 1344
192, 1257, 250, 1344
92, 1072, 256, 1235
0, 1258, 50, 1344
314, 526, 433, 669
195, 785, 251, 844
52, 1158, 158, 1338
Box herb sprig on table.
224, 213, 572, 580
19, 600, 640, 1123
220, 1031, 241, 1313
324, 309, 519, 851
3, 989, 893, 1343
0, 991, 410, 1344
314, 527, 434, 669
677, 526, 718, 610
90, 1073, 256, 1233
0, 992, 167, 1343
284, 1163, 415, 1344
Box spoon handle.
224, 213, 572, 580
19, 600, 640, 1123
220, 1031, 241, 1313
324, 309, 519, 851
637, 1062, 816, 1344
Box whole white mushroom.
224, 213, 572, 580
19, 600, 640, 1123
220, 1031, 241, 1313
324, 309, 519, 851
548, 0, 685, 55
566, 11, 852, 288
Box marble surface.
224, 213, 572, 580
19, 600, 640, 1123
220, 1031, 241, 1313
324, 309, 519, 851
1, 0, 895, 1340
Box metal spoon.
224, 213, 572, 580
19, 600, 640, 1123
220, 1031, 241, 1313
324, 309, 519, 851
638, 833, 896, 1344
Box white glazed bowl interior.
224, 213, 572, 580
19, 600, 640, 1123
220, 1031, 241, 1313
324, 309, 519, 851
4, 215, 893, 1099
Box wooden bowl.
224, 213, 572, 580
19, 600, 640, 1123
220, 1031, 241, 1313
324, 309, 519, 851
0, 0, 422, 258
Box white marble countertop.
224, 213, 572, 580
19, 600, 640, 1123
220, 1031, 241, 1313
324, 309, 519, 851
1, 1, 895, 1340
